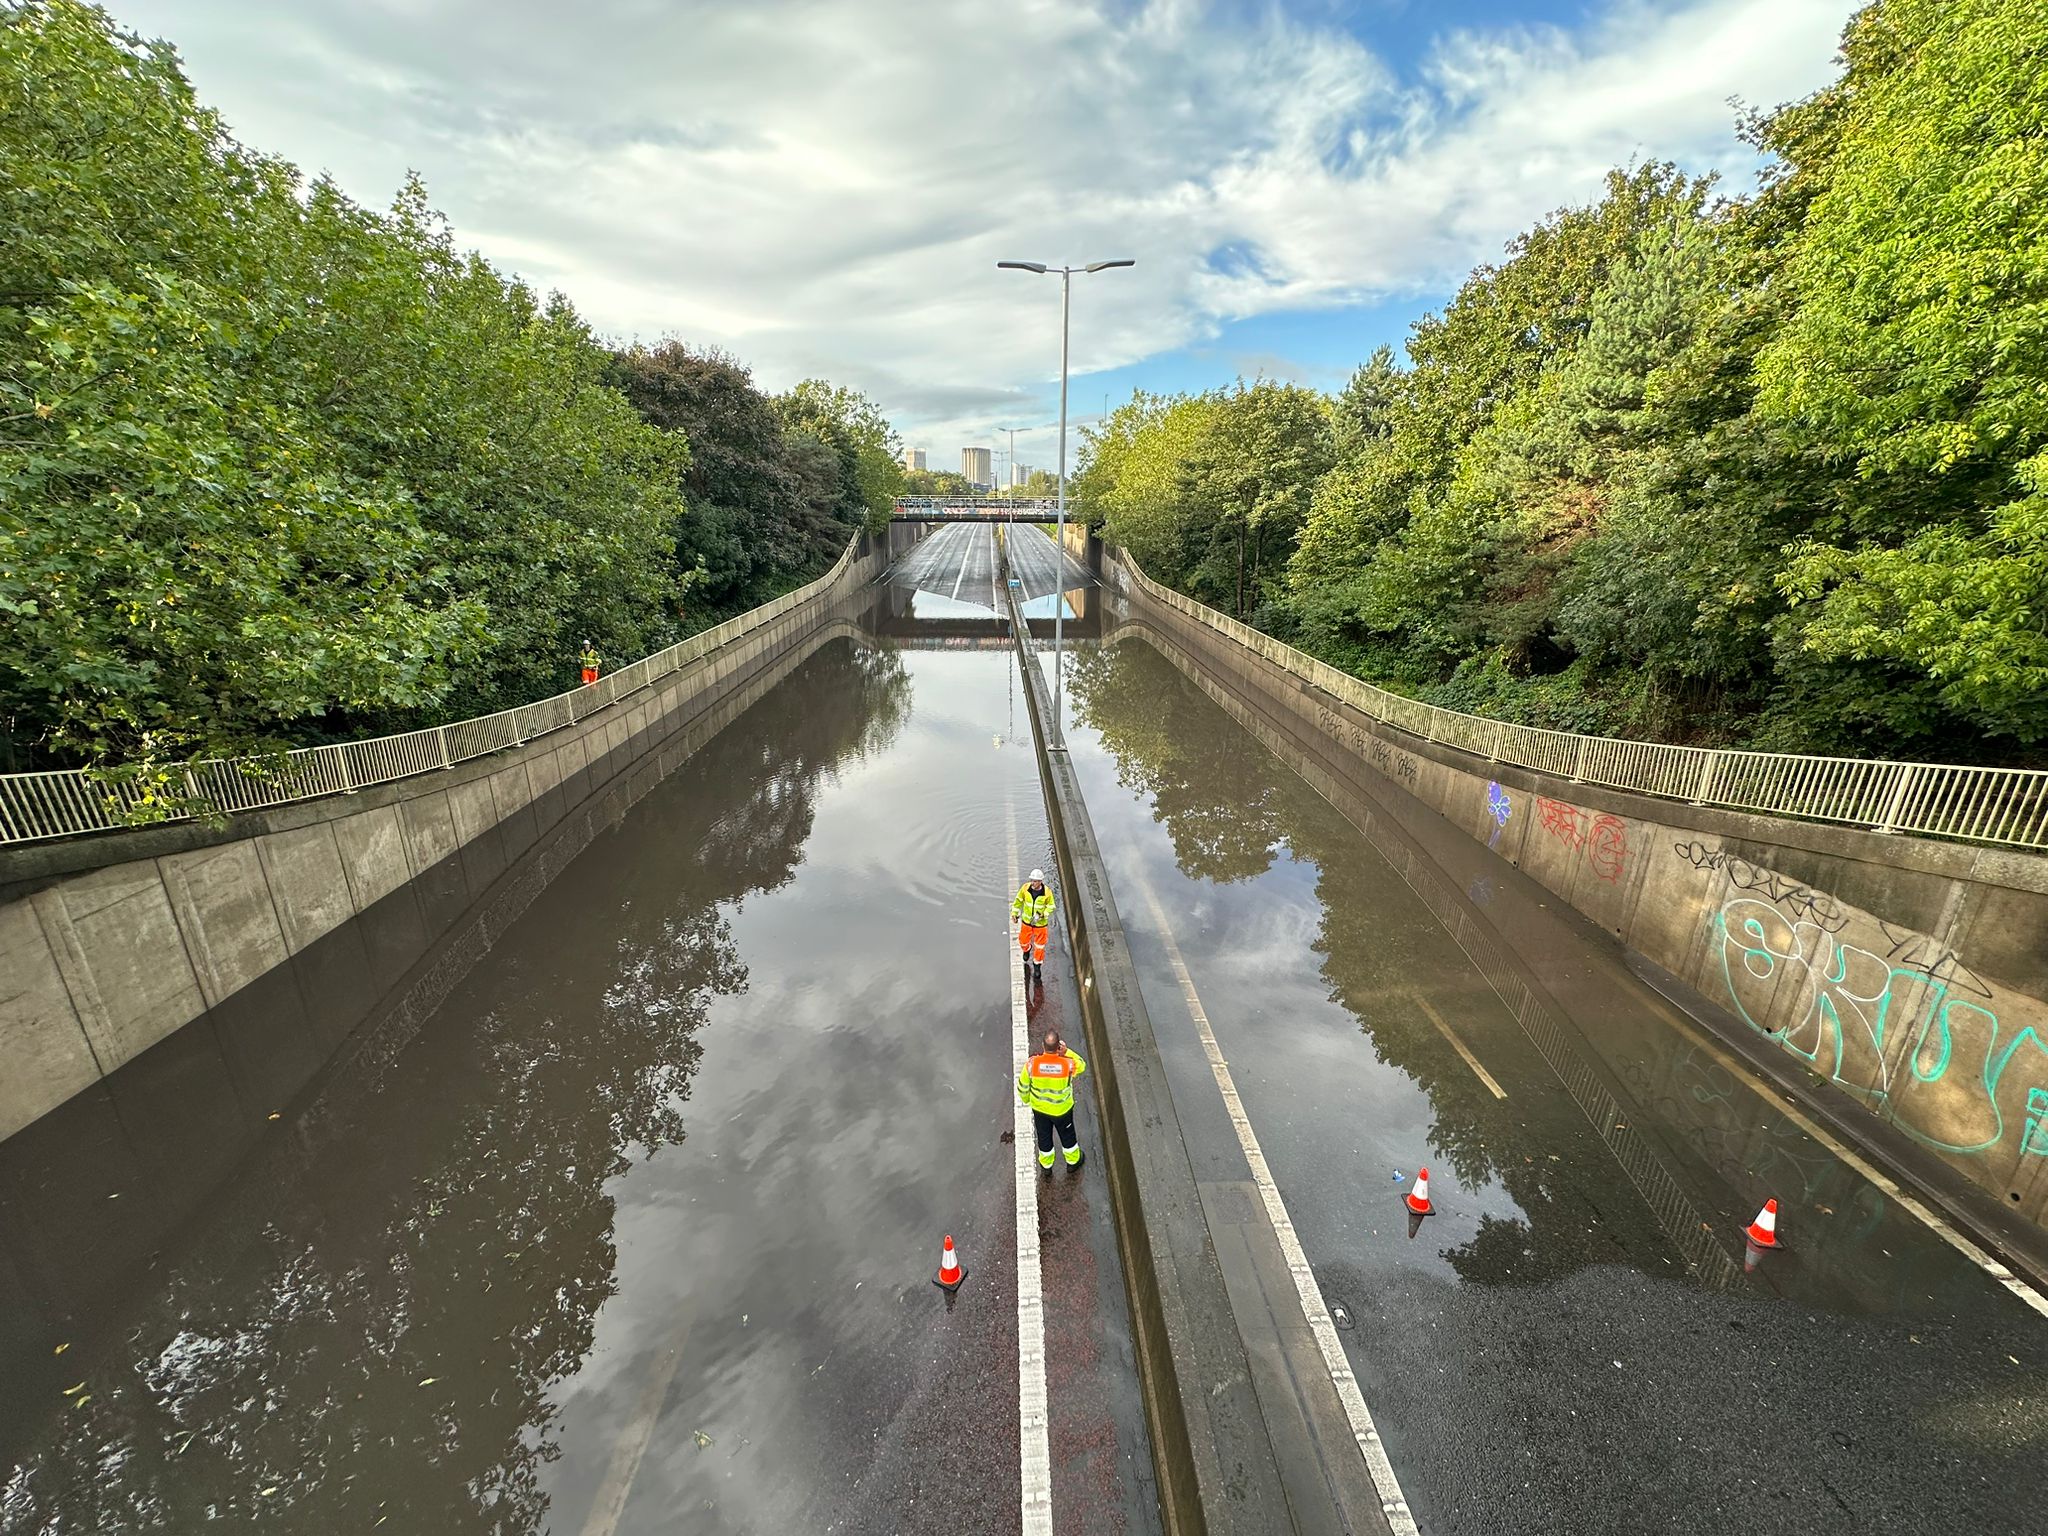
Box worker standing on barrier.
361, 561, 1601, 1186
1012, 868, 1055, 985
1018, 1028, 1087, 1176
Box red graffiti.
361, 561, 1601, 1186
1535, 796, 1629, 883
1587, 815, 1628, 883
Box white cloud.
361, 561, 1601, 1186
111, 0, 1852, 463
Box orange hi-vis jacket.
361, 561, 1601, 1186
1017, 1047, 1087, 1116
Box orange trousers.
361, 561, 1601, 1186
581, 667, 599, 685
1018, 923, 1049, 964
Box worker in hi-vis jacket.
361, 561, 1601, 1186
1017, 1028, 1087, 1175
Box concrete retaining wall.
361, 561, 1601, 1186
0, 532, 913, 1143
1101, 549, 2048, 1228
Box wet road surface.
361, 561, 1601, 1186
1003, 525, 1092, 608
0, 591, 1154, 1535
892, 522, 1092, 615
893, 522, 1003, 610
1054, 633, 2048, 1536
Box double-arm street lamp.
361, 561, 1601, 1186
997, 259, 1134, 742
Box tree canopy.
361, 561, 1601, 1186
1072, 0, 2048, 761
0, 1, 903, 796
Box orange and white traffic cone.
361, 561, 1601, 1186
1405, 1168, 1433, 1216
933, 1234, 968, 1292
1744, 1198, 1780, 1250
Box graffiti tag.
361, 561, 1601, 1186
1485, 782, 1511, 849
1716, 898, 2046, 1158
1536, 796, 1628, 883
1674, 841, 1848, 932
1879, 920, 1992, 1000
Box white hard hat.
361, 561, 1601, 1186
1029, 869, 1045, 882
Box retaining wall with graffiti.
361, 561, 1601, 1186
1102, 545, 2048, 1226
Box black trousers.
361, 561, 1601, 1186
1034, 1109, 1078, 1159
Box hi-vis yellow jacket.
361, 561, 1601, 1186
1012, 882, 1056, 927
1018, 1048, 1087, 1116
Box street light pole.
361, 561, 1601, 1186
996, 258, 1133, 747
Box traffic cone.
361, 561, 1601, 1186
1405, 1168, 1433, 1215
1744, 1199, 1780, 1250
933, 1234, 968, 1292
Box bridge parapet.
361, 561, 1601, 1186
893, 497, 1064, 522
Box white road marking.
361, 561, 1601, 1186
577, 1316, 691, 1536
1135, 876, 1422, 1536
1008, 801, 1055, 1534
1411, 990, 1507, 1099
950, 531, 970, 601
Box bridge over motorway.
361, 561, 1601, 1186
1, 521, 2044, 1535
893, 495, 1065, 522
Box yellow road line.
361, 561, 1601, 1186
1410, 990, 1507, 1099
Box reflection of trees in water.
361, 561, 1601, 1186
1076, 639, 1635, 1288
1066, 645, 1284, 883
0, 639, 909, 1535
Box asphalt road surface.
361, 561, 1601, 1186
891, 522, 1091, 611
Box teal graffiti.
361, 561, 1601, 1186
2027, 1089, 2048, 1157
1716, 899, 2048, 1158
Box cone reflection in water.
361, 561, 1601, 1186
1406, 1207, 1427, 1241
934, 1234, 967, 1292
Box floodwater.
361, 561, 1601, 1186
8, 519, 2045, 1536
0, 542, 1151, 1535
1053, 631, 2048, 1536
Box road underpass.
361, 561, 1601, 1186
1, 523, 2041, 1536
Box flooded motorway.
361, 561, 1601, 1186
0, 529, 1151, 1535
4, 522, 2045, 1535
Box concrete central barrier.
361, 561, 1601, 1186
1000, 540, 1404, 1536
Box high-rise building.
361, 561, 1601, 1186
902, 447, 927, 472
1010, 463, 1033, 488
961, 447, 992, 489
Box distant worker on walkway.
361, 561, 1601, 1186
1012, 868, 1055, 984
1018, 1028, 1086, 1175
578, 639, 601, 686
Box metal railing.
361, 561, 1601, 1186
1108, 550, 2048, 850
0, 536, 867, 847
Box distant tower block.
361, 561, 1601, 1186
961, 447, 992, 490
902, 447, 927, 472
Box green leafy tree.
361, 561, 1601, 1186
904, 467, 975, 497
606, 342, 851, 613
775, 379, 906, 534
1756, 0, 2048, 742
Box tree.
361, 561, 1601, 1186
606, 342, 853, 612
0, 1, 694, 796
1755, 0, 2048, 742
0, 5, 477, 789
904, 467, 974, 498
1182, 381, 1335, 617
775, 379, 906, 534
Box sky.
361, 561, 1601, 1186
110, 0, 1857, 479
